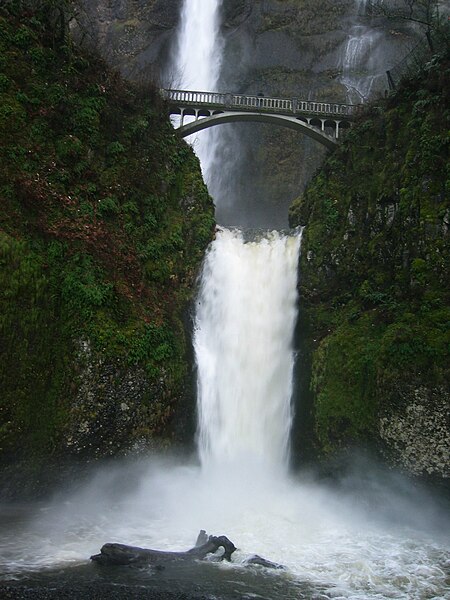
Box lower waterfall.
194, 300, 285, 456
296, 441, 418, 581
195, 228, 301, 473
1, 223, 448, 597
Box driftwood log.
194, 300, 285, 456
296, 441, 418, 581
91, 530, 284, 570
90, 530, 237, 566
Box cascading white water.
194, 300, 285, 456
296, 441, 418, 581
356, 0, 368, 14
195, 229, 301, 472
173, 0, 302, 472
341, 27, 381, 103
174, 0, 223, 92
340, 1, 383, 103
171, 0, 224, 182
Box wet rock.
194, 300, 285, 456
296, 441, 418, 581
0, 585, 211, 599
73, 0, 180, 79
63, 339, 167, 458
71, 0, 420, 229
379, 385, 450, 478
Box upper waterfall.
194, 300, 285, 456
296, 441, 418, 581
340, 0, 386, 103
171, 0, 224, 182
173, 0, 223, 91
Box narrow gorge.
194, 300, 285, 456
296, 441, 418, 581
0, 1, 449, 599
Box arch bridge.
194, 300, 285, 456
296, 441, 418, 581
163, 89, 359, 149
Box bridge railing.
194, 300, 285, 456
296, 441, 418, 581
162, 89, 357, 118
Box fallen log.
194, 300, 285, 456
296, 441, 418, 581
90, 531, 237, 566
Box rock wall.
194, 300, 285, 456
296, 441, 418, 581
73, 0, 419, 227
215, 0, 420, 227
66, 0, 447, 479
0, 3, 214, 482
379, 385, 449, 477
289, 51, 450, 478
72, 0, 180, 80
2, 1, 444, 485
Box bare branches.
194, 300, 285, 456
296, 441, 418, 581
367, 0, 442, 30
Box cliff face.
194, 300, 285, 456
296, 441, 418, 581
2, 0, 445, 485
73, 0, 419, 227
0, 3, 214, 475
72, 0, 180, 80
216, 0, 421, 227
289, 51, 450, 478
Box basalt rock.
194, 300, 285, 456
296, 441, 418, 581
289, 53, 450, 479
71, 1, 420, 228
0, 7, 215, 480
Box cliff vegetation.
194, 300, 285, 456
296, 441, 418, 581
0, 0, 214, 474
290, 46, 449, 477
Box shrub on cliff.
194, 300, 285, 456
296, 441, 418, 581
289, 49, 449, 476
0, 2, 214, 465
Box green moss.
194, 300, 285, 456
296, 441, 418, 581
312, 316, 379, 452
290, 51, 450, 454
0, 2, 215, 462
0, 233, 70, 456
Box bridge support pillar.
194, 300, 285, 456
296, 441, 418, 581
336, 120, 341, 139
165, 88, 353, 149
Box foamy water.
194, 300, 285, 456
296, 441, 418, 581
170, 0, 224, 183
2, 216, 446, 600
195, 228, 301, 472
1, 460, 449, 599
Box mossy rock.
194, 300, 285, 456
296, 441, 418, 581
289, 50, 450, 476
0, 2, 215, 470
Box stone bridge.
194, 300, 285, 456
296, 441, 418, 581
163, 89, 359, 149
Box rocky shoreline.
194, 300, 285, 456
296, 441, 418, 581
0, 587, 216, 600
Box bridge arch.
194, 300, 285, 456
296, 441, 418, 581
177, 111, 338, 149
164, 88, 357, 150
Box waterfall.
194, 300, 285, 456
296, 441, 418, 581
1, 5, 448, 600
171, 1, 301, 473
340, 1, 383, 103
356, 0, 368, 14
171, 0, 224, 183
195, 229, 301, 473
174, 0, 223, 92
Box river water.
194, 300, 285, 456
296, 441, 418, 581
1, 0, 449, 598
1, 458, 449, 598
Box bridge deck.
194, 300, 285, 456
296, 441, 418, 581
163, 89, 358, 120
